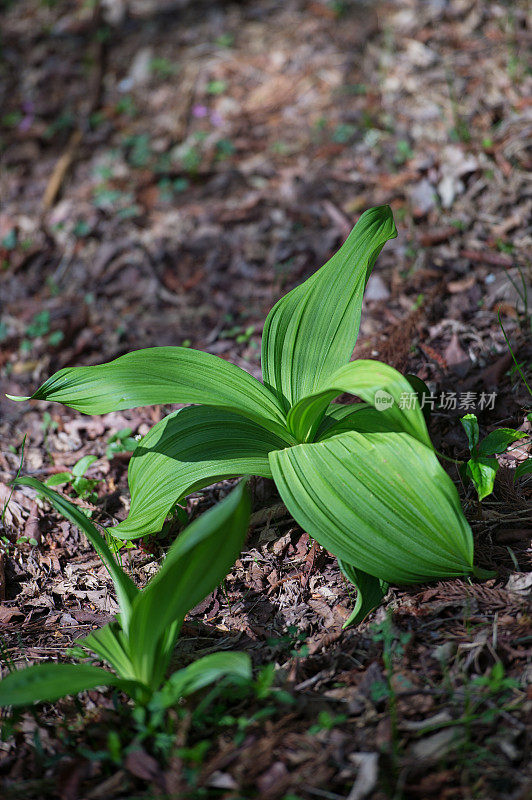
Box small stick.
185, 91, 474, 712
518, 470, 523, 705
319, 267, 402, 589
42, 129, 83, 210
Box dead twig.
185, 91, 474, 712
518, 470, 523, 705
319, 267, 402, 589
42, 2, 108, 210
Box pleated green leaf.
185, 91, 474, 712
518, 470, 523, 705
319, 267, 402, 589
8, 346, 288, 439
14, 477, 138, 625
81, 622, 136, 680
316, 402, 407, 441
261, 206, 397, 412
269, 430, 475, 585
338, 560, 389, 628
150, 652, 252, 711
0, 663, 136, 707
113, 406, 289, 540
287, 359, 431, 445
127, 481, 250, 686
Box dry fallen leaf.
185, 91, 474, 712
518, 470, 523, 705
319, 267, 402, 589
0, 604, 24, 623
444, 333, 470, 377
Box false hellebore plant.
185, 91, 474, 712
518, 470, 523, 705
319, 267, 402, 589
9, 206, 487, 625
0, 479, 251, 707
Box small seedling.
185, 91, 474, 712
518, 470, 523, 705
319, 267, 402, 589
106, 428, 139, 460
220, 324, 255, 345
0, 480, 251, 708
214, 33, 234, 48
206, 80, 227, 95
1, 229, 17, 250
150, 57, 178, 78
332, 123, 356, 143
44, 454, 100, 505
394, 139, 414, 165
115, 95, 137, 117
25, 310, 50, 339
460, 414, 528, 500
123, 133, 152, 168
308, 710, 348, 735
1, 436, 26, 528
40, 411, 58, 453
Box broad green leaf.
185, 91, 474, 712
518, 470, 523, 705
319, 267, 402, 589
149, 652, 252, 711
317, 403, 408, 441
478, 428, 528, 456
261, 206, 397, 411
43, 472, 71, 487
514, 458, 532, 480
14, 478, 138, 624
127, 481, 250, 686
338, 560, 389, 628
9, 346, 289, 439
269, 430, 474, 585
404, 374, 432, 421
81, 621, 136, 680
72, 454, 98, 477
112, 406, 288, 540
0, 663, 135, 707
287, 359, 431, 445
466, 456, 498, 501
461, 414, 479, 451
316, 402, 370, 439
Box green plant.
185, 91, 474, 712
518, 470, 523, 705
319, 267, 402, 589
115, 95, 137, 117
415, 661, 521, 737
8, 206, 490, 625
460, 414, 528, 500
0, 479, 251, 707
25, 309, 50, 338
44, 454, 100, 503
332, 123, 356, 143
307, 710, 348, 735
1, 436, 26, 528
123, 133, 152, 168
206, 80, 227, 95
498, 311, 532, 393
1, 228, 17, 250
215, 33, 234, 49
150, 57, 179, 78
394, 139, 414, 165
106, 428, 139, 459
220, 323, 255, 345
370, 614, 412, 768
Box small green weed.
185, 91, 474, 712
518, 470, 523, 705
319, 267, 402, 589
44, 454, 100, 505
332, 123, 356, 143
0, 481, 252, 710
307, 710, 348, 735
150, 57, 179, 79
206, 80, 227, 96
460, 413, 528, 500
106, 428, 139, 460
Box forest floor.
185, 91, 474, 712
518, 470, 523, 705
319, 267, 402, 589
0, 1, 531, 798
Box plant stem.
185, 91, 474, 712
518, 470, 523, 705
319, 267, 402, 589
498, 311, 532, 397
1, 435, 27, 524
